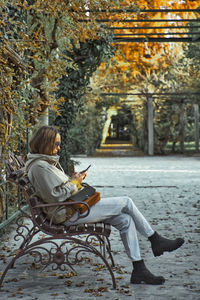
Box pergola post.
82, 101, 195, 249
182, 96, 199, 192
180, 103, 185, 153
148, 96, 154, 155
194, 104, 199, 152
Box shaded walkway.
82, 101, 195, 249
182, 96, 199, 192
95, 139, 144, 157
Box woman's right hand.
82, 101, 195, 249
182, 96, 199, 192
71, 172, 86, 184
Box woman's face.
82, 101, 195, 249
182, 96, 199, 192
52, 133, 61, 155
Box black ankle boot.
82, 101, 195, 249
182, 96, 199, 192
149, 231, 184, 257
131, 260, 165, 285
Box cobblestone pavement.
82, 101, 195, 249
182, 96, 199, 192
0, 155, 200, 300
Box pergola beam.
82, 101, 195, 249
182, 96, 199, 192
101, 92, 200, 97
114, 32, 200, 36
79, 8, 200, 13
114, 37, 200, 42
79, 18, 200, 23
108, 25, 200, 30
78, 8, 200, 43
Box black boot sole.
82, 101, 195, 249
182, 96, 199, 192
131, 276, 165, 285
153, 238, 184, 257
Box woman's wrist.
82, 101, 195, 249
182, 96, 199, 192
70, 179, 82, 190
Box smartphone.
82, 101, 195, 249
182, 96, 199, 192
80, 164, 91, 173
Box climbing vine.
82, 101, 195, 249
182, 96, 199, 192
54, 32, 115, 172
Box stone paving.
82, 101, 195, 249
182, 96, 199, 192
0, 155, 200, 300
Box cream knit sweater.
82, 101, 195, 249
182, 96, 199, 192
25, 153, 78, 224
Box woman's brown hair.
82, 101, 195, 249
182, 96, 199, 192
29, 126, 59, 155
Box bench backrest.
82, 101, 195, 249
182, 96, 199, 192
5, 153, 66, 235
5, 154, 111, 237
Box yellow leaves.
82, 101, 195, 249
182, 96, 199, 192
130, 68, 140, 78
17, 0, 23, 7
51, 105, 59, 112
70, 1, 80, 12
1, 103, 15, 115
34, 32, 39, 40
56, 97, 65, 104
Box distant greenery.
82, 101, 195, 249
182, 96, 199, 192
66, 105, 105, 156
165, 141, 198, 153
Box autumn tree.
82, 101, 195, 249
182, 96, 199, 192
0, 0, 120, 220
0, 0, 120, 158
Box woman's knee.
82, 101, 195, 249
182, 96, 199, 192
110, 213, 132, 232
123, 196, 137, 209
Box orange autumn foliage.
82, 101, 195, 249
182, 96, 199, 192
97, 0, 200, 93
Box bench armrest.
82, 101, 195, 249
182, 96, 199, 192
33, 200, 90, 224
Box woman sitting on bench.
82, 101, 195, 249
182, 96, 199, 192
25, 126, 184, 285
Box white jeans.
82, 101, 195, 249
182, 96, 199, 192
65, 196, 154, 261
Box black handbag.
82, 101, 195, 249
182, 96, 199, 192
68, 183, 100, 214
69, 183, 96, 202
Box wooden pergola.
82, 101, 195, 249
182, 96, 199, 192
79, 8, 200, 42
81, 7, 200, 154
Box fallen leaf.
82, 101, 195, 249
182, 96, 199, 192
84, 288, 96, 293
64, 280, 72, 286
75, 281, 85, 287
98, 287, 108, 292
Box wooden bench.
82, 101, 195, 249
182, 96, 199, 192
0, 153, 116, 288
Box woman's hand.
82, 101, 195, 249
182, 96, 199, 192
72, 172, 87, 183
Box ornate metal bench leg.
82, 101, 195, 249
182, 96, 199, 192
106, 246, 115, 268
9, 242, 26, 269
73, 237, 117, 289
0, 230, 33, 287
102, 236, 115, 268
0, 254, 19, 287
96, 248, 117, 289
